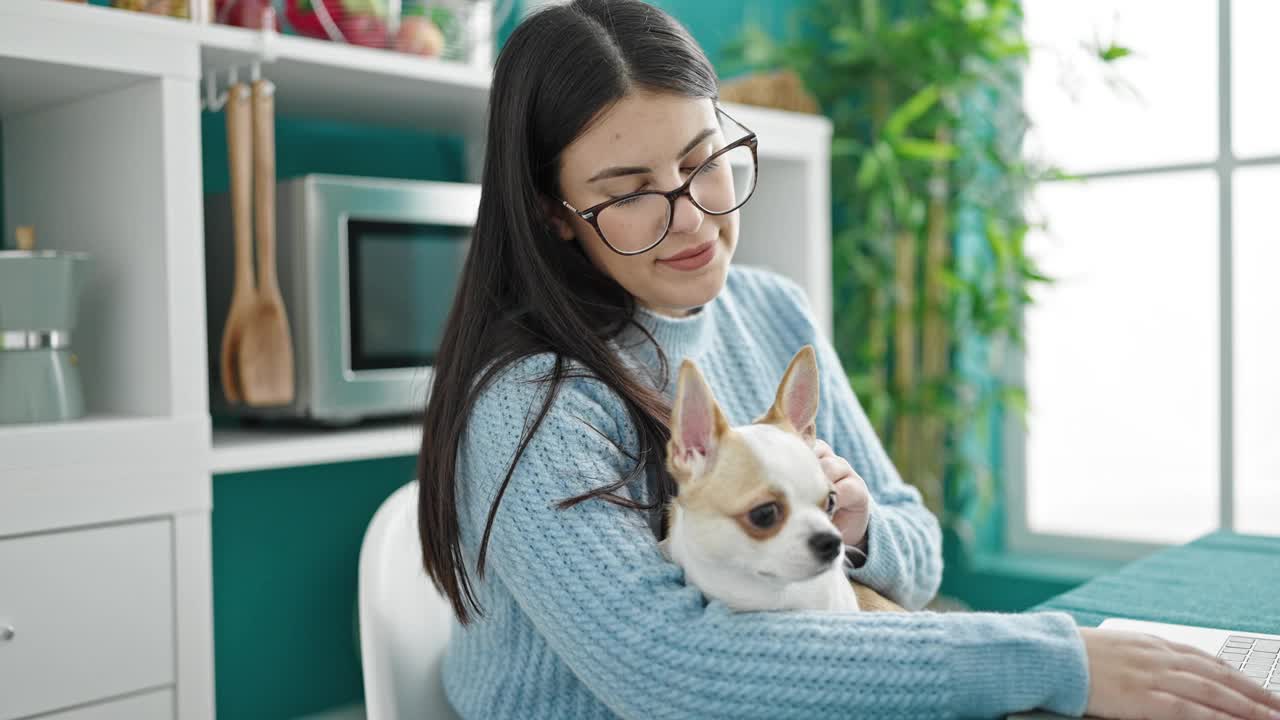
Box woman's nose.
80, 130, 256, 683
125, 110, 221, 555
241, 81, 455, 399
667, 192, 704, 236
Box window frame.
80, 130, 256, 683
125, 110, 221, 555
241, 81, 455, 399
1006, 0, 1280, 560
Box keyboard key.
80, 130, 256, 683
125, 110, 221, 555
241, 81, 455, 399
1251, 651, 1279, 660
1228, 635, 1258, 645
1253, 640, 1280, 654
1221, 652, 1249, 662
1242, 668, 1270, 678
1226, 642, 1255, 651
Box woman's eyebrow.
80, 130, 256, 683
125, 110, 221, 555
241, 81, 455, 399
586, 127, 718, 183
676, 127, 718, 159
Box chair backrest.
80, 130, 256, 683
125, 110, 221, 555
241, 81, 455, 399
358, 481, 459, 720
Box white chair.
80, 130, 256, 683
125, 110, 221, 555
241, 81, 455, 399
358, 481, 460, 720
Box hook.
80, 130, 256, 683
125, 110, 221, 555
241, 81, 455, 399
201, 37, 276, 113
203, 72, 228, 112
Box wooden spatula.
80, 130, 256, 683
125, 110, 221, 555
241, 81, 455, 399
238, 77, 295, 407
218, 81, 255, 405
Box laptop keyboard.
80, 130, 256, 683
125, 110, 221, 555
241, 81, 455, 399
1218, 635, 1280, 693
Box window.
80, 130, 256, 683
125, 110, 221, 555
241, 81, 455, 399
1013, 0, 1279, 558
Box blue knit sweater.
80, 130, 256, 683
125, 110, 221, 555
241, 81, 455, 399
441, 266, 1090, 719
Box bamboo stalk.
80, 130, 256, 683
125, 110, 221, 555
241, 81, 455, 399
865, 0, 896, 440
918, 124, 953, 517
866, 69, 893, 442
891, 227, 918, 492
863, 0, 919, 483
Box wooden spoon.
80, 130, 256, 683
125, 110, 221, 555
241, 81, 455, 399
238, 77, 295, 407
218, 81, 255, 405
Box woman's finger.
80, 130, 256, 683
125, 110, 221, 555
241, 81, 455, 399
832, 476, 869, 512
819, 456, 852, 483
1166, 642, 1280, 714
1161, 669, 1279, 720
813, 438, 833, 459
1148, 689, 1240, 720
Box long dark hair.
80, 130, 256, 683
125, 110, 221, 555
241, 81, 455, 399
418, 0, 720, 624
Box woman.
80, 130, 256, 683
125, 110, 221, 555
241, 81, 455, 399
417, 1, 1280, 718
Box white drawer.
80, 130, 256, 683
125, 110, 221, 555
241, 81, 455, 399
0, 520, 174, 720
36, 689, 173, 720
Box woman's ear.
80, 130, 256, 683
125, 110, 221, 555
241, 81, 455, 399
541, 196, 576, 241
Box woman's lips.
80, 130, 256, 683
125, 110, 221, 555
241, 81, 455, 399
657, 241, 716, 271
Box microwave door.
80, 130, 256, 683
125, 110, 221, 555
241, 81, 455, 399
333, 219, 469, 418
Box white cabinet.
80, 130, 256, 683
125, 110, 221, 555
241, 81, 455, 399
1, 3, 213, 719
0, 521, 173, 720
36, 689, 174, 720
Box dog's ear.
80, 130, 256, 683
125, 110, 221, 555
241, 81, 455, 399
765, 345, 819, 444
668, 360, 728, 483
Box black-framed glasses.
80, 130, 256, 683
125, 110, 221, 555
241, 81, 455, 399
560, 106, 759, 256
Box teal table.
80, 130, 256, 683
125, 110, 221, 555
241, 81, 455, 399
1033, 531, 1280, 635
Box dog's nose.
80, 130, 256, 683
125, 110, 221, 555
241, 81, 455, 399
808, 532, 842, 564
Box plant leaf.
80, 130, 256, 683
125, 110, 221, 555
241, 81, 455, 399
896, 137, 960, 160
1100, 44, 1132, 62
884, 84, 941, 138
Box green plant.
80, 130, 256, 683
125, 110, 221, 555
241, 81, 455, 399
725, 0, 1126, 541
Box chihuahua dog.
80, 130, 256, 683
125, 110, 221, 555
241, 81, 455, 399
659, 346, 903, 613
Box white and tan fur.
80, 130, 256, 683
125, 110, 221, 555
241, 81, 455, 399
659, 346, 903, 613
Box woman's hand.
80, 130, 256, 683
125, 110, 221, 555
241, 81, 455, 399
813, 439, 872, 549
1081, 627, 1280, 720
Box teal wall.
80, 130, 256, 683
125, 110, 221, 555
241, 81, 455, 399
649, 0, 809, 69
213, 458, 416, 719
205, 3, 811, 718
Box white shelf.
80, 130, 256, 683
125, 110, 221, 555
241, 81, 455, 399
0, 0, 489, 132
211, 421, 421, 474
0, 2, 829, 144
0, 0, 198, 119
0, 414, 210, 537
721, 102, 832, 162
197, 23, 491, 134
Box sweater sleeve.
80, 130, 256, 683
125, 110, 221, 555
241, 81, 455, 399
456, 358, 1090, 720
813, 333, 945, 611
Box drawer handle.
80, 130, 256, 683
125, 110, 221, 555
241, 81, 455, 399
0, 625, 13, 642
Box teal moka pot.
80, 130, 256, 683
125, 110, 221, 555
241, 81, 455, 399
0, 227, 90, 424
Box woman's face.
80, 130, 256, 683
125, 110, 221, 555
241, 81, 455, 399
554, 92, 741, 317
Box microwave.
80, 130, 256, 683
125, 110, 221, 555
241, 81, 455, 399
204, 174, 479, 424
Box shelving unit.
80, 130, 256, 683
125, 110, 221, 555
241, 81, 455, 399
211, 422, 420, 474
0, 2, 832, 718
1, 4, 212, 720
198, 23, 491, 133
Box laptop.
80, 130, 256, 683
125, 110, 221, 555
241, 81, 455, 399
1008, 617, 1280, 719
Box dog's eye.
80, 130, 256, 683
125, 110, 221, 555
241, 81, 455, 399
825, 491, 837, 516
747, 502, 780, 529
